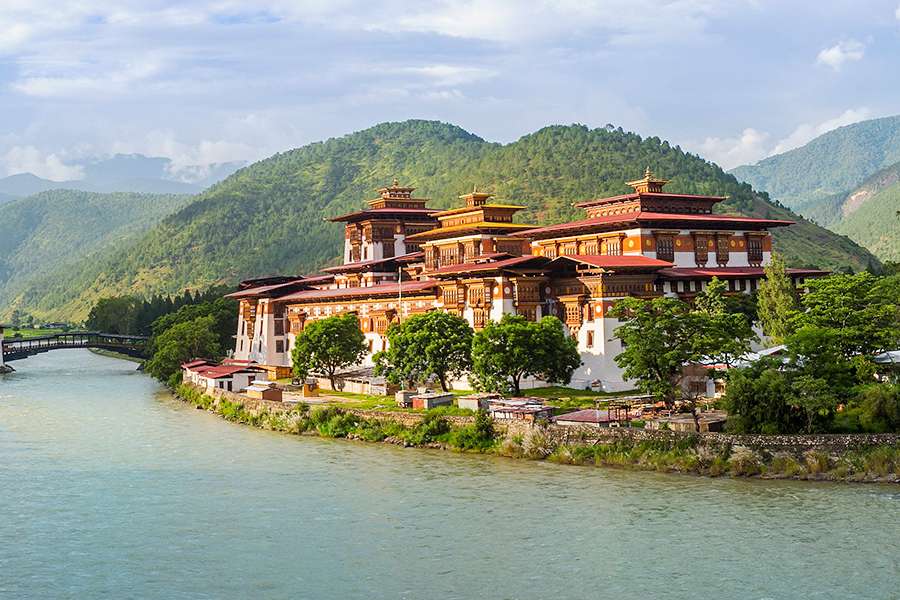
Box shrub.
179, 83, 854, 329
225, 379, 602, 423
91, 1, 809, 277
447, 410, 496, 451
405, 412, 451, 446
769, 454, 803, 477
803, 450, 830, 475
857, 384, 900, 433
728, 450, 762, 476
317, 413, 359, 438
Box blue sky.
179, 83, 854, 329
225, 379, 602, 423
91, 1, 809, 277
1, 0, 899, 180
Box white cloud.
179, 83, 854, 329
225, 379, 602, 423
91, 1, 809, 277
2, 146, 83, 180
696, 107, 873, 168
401, 65, 495, 87
697, 128, 771, 170
13, 56, 164, 98
816, 39, 865, 71
896, 3, 900, 20
771, 107, 871, 155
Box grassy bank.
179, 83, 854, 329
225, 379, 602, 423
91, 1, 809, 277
175, 384, 900, 483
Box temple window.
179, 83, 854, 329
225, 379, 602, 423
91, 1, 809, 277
473, 308, 486, 329
694, 237, 709, 266
716, 237, 730, 266
747, 236, 763, 265
275, 340, 285, 353
655, 236, 675, 262
583, 239, 598, 255
586, 330, 594, 348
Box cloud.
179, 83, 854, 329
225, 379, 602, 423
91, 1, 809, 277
697, 108, 873, 168
12, 56, 164, 98
771, 107, 871, 155
697, 128, 771, 170
2, 146, 84, 180
896, 3, 900, 20
816, 39, 865, 71
401, 64, 496, 87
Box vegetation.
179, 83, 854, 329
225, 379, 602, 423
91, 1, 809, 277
724, 272, 900, 434
145, 315, 222, 384
756, 254, 799, 344
291, 314, 367, 389
0, 189, 190, 321
374, 311, 473, 391
831, 173, 900, 262
10, 121, 877, 321
471, 314, 581, 395
731, 114, 900, 211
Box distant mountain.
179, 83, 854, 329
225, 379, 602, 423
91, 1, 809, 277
730, 115, 900, 210
807, 162, 900, 262
730, 115, 900, 262
0, 190, 191, 320
0, 154, 245, 197
8, 120, 878, 322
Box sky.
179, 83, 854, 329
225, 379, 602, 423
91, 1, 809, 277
1, 0, 900, 181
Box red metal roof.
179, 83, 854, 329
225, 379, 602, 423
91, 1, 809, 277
514, 211, 794, 238
321, 252, 424, 274
427, 255, 547, 276
181, 359, 213, 368
328, 208, 440, 222
279, 280, 438, 303
549, 254, 673, 269
573, 192, 727, 208
225, 279, 306, 299
192, 364, 266, 378
658, 267, 828, 279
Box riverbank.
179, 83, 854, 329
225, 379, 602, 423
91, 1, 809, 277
176, 383, 900, 484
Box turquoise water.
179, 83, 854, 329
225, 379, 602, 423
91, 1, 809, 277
0, 350, 897, 599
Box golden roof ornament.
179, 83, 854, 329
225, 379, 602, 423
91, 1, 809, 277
626, 167, 669, 194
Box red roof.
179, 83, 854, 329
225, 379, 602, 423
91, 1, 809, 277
427, 255, 547, 276
658, 267, 828, 279
279, 280, 437, 302
321, 252, 424, 274
549, 254, 673, 270
514, 211, 794, 238
225, 279, 306, 299
574, 192, 727, 208
182, 359, 213, 368
192, 364, 266, 378
328, 208, 439, 222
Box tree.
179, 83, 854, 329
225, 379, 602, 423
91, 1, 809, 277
694, 277, 756, 369
796, 272, 899, 358
722, 360, 800, 434
86, 296, 141, 334
291, 314, 367, 390
756, 253, 799, 344
373, 311, 473, 391
145, 315, 222, 382
610, 297, 705, 405
471, 315, 580, 395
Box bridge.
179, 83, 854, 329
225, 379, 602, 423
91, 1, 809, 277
1, 331, 150, 363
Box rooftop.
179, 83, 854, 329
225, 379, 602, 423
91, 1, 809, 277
279, 280, 437, 303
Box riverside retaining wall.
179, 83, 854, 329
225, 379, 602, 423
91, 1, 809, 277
191, 384, 898, 460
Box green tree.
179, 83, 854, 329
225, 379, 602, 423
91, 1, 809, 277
291, 314, 367, 390
145, 315, 221, 382
756, 253, 799, 344
471, 315, 580, 395
610, 297, 705, 405
85, 296, 141, 334
796, 272, 900, 358
373, 311, 473, 391
722, 360, 800, 434
694, 278, 757, 369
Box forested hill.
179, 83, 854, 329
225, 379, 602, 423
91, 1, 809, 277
730, 115, 900, 210
826, 163, 900, 262
9, 120, 879, 321
0, 190, 190, 320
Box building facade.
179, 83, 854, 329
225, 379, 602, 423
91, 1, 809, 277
230, 172, 824, 390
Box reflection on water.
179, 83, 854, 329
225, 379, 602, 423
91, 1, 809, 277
1, 350, 898, 599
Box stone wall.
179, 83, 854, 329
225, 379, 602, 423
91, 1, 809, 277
504, 420, 899, 458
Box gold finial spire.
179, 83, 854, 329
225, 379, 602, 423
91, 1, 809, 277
627, 167, 668, 194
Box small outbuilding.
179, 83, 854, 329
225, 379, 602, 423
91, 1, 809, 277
487, 398, 553, 422
246, 381, 283, 402
457, 392, 501, 411
411, 392, 454, 410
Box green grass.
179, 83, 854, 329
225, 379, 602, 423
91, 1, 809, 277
3, 327, 67, 339
316, 390, 475, 415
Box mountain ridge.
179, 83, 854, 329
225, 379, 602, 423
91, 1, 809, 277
2, 120, 880, 321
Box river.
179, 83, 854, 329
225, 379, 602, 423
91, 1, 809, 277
0, 350, 897, 599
